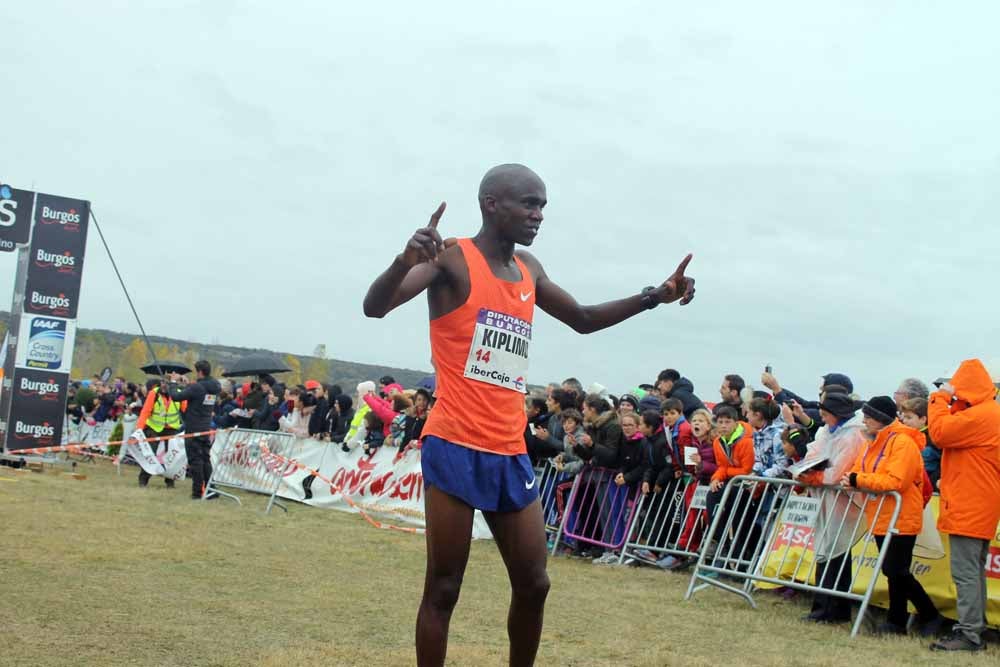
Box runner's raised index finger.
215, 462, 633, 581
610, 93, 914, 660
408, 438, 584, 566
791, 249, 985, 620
428, 202, 446, 229
673, 253, 693, 277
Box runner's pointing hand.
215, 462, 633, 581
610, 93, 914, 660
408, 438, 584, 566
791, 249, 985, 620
657, 254, 696, 306
401, 202, 457, 267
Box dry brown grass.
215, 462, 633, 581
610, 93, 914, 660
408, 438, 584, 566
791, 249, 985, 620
0, 461, 995, 666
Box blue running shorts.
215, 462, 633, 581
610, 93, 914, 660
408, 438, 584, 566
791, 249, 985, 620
421, 435, 539, 512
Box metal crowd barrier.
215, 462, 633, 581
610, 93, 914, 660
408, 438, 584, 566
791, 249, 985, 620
549, 465, 639, 556
684, 475, 903, 638
535, 459, 574, 541
618, 476, 709, 566
206, 429, 301, 514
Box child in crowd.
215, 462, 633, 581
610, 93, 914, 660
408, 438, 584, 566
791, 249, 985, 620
362, 411, 385, 456
705, 405, 756, 561
781, 424, 812, 472
554, 409, 586, 476
553, 409, 588, 554
662, 398, 694, 474
899, 397, 939, 491
670, 408, 719, 569
651, 399, 693, 570
641, 409, 673, 495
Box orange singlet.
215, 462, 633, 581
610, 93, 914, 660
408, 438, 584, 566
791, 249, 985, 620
422, 238, 535, 455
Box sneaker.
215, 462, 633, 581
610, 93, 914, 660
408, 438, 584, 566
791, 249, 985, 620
915, 614, 946, 639
802, 610, 827, 623
667, 557, 695, 572
930, 630, 984, 652
655, 555, 679, 570
593, 552, 619, 565
875, 622, 907, 636
634, 549, 657, 562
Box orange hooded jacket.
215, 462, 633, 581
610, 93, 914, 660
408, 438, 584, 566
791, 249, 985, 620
849, 420, 926, 536
928, 358, 1000, 541
711, 422, 755, 483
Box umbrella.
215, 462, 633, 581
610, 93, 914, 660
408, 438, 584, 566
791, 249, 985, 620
221, 353, 290, 378
417, 375, 436, 392
140, 361, 192, 376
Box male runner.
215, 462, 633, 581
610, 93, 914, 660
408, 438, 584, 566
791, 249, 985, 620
363, 164, 695, 667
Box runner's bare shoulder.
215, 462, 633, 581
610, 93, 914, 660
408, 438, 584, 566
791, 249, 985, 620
514, 249, 544, 285
428, 242, 471, 318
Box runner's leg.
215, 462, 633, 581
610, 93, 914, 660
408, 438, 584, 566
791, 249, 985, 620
416, 486, 474, 667
484, 498, 550, 667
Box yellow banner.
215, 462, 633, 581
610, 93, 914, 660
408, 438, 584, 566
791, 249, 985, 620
760, 497, 1000, 625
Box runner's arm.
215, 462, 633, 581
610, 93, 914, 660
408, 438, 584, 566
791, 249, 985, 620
364, 203, 448, 318
521, 251, 695, 334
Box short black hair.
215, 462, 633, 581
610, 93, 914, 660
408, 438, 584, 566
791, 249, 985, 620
640, 409, 661, 430
661, 398, 684, 414
584, 393, 611, 414
300, 393, 318, 408
723, 374, 745, 394
195, 360, 211, 376
550, 389, 576, 411
329, 384, 343, 398
528, 397, 547, 412
260, 374, 276, 388
379, 375, 395, 386
657, 369, 681, 383
713, 404, 740, 421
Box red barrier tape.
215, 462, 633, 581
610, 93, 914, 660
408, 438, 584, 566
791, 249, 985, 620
9, 428, 226, 456
259, 443, 423, 535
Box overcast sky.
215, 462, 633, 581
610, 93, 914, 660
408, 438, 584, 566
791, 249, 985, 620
3, 1, 999, 400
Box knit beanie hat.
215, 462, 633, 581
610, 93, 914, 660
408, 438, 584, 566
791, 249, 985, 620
819, 393, 857, 420
862, 396, 897, 425
619, 394, 640, 411
639, 394, 663, 413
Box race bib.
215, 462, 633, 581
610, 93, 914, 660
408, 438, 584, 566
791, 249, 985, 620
463, 308, 531, 393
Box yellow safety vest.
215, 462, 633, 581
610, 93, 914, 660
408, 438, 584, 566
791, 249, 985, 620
146, 388, 182, 432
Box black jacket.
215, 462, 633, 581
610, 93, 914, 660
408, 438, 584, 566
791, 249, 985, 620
402, 412, 427, 446
308, 397, 329, 437
619, 435, 647, 487
576, 410, 622, 468
166, 376, 222, 433
642, 429, 676, 488
331, 408, 355, 443
524, 410, 561, 465
666, 377, 706, 418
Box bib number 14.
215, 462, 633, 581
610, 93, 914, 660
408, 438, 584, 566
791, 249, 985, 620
475, 349, 491, 363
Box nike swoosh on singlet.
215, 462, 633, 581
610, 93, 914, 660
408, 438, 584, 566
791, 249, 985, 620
520, 291, 533, 301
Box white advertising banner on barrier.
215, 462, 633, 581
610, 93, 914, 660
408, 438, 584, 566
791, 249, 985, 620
211, 432, 492, 538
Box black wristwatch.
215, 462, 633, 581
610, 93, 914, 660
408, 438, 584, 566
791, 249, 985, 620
640, 286, 660, 310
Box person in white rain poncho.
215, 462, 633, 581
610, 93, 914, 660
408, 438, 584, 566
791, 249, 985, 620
792, 392, 867, 624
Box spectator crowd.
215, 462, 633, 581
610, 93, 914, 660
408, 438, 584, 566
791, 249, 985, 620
64, 360, 1000, 651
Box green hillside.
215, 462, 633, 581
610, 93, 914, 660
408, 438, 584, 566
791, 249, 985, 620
0, 311, 430, 391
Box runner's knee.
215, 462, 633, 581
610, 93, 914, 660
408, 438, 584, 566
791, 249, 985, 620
425, 573, 463, 612
512, 569, 550, 605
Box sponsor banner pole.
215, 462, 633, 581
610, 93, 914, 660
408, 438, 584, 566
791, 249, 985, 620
0, 195, 34, 451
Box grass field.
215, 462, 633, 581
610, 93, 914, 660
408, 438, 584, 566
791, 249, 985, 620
1, 460, 995, 666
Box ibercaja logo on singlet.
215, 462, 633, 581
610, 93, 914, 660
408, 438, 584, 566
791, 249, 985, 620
463, 308, 531, 393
